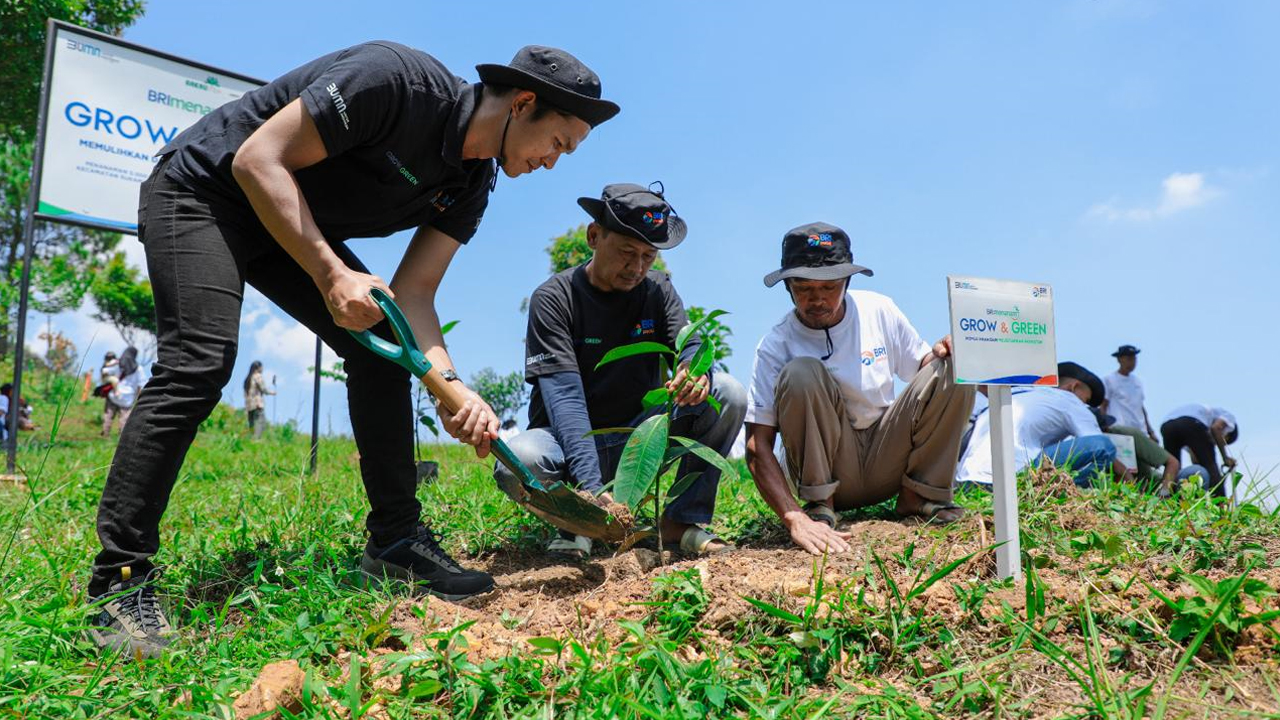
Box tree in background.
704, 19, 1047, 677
546, 224, 667, 275
90, 253, 156, 352
469, 367, 527, 426
0, 1, 147, 357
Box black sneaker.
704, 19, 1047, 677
360, 526, 495, 601
88, 567, 173, 660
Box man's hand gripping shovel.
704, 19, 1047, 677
347, 289, 632, 543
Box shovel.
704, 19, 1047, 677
347, 288, 632, 542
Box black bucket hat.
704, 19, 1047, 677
1111, 344, 1140, 357
1058, 361, 1105, 408
477, 46, 620, 127
764, 222, 873, 288
578, 182, 687, 250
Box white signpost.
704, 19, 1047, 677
948, 276, 1058, 579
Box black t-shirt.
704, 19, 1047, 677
159, 41, 496, 243
525, 266, 691, 430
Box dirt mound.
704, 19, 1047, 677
390, 518, 945, 662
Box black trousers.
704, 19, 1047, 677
1160, 416, 1224, 496
89, 159, 421, 595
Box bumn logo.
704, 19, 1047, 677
326, 83, 350, 130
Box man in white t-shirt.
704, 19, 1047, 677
1102, 344, 1156, 441
744, 222, 975, 555
956, 362, 1124, 488
1159, 404, 1238, 497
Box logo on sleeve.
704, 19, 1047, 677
325, 83, 350, 130
526, 352, 554, 366
630, 319, 656, 338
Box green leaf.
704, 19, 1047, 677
440, 319, 460, 335
675, 309, 728, 354
744, 596, 803, 625
584, 427, 636, 437
641, 387, 671, 411
705, 395, 722, 414
669, 436, 739, 483
689, 340, 716, 378
666, 472, 703, 499
1185, 574, 1218, 600
594, 342, 675, 370
406, 679, 444, 699
905, 549, 980, 601
614, 414, 670, 508
527, 636, 563, 653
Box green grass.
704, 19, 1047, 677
1, 364, 1278, 718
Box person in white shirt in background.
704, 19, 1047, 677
1159, 404, 1238, 497
1102, 344, 1157, 441
956, 361, 1130, 489
103, 347, 147, 438
745, 222, 975, 556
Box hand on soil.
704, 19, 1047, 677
784, 512, 852, 556
440, 390, 499, 458
321, 267, 393, 331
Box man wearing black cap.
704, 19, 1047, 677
957, 361, 1125, 488
497, 184, 747, 558
87, 43, 619, 658
1103, 345, 1157, 442
744, 222, 975, 556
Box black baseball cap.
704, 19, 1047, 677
1111, 344, 1140, 357
477, 46, 620, 127
578, 182, 687, 250
764, 222, 873, 288
1058, 361, 1105, 408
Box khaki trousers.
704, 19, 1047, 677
775, 356, 974, 510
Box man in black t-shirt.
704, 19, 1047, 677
88, 44, 619, 659
495, 184, 747, 558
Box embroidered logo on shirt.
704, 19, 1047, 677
526, 352, 554, 366
860, 347, 887, 366
584, 338, 602, 345
630, 319, 656, 338
642, 211, 665, 227
430, 191, 455, 212
807, 233, 834, 247
325, 83, 350, 130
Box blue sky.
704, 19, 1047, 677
47, 1, 1280, 496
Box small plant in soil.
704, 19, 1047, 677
592, 310, 737, 556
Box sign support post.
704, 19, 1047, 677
6, 20, 59, 476
988, 385, 1020, 579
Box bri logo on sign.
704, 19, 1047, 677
860, 346, 887, 366
630, 319, 656, 338
807, 233, 834, 248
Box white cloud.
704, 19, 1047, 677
244, 298, 342, 384
1087, 172, 1220, 222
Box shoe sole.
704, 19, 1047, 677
359, 555, 495, 602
